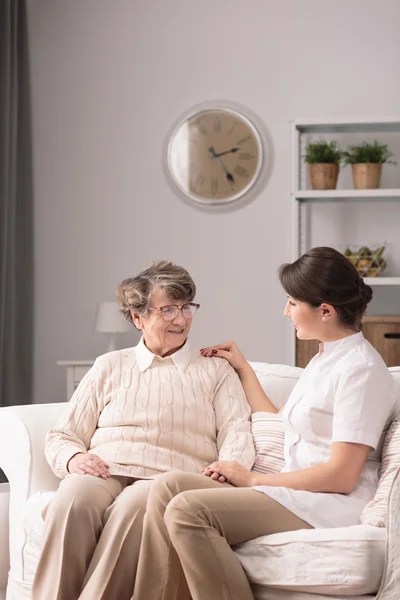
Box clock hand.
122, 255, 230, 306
213, 147, 240, 158
208, 147, 235, 183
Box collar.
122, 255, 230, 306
135, 336, 192, 372
319, 331, 363, 357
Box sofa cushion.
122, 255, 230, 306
249, 362, 302, 411
360, 418, 400, 527
25, 490, 384, 598
251, 413, 285, 474
234, 525, 386, 595
250, 586, 375, 600
21, 491, 56, 587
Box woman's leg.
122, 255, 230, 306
134, 472, 312, 600
32, 474, 127, 600
79, 478, 153, 600
133, 472, 232, 600
165, 483, 312, 600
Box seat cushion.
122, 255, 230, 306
250, 587, 375, 600
21, 491, 56, 587
26, 492, 385, 597
234, 525, 386, 595
25, 494, 385, 597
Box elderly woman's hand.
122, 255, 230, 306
67, 453, 111, 479
200, 340, 248, 373
205, 461, 257, 488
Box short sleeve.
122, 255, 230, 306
332, 362, 395, 450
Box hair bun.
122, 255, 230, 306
358, 278, 373, 305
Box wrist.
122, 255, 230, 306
236, 361, 252, 378
67, 452, 83, 473
250, 472, 269, 487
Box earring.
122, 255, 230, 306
322, 317, 326, 321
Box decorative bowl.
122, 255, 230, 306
340, 244, 387, 277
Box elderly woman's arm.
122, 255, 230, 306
212, 361, 255, 469
45, 359, 106, 479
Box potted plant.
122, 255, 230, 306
343, 141, 396, 189
304, 141, 342, 190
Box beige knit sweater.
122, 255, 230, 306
46, 340, 255, 479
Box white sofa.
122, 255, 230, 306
0, 482, 10, 600
0, 362, 399, 600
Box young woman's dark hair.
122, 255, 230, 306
279, 246, 373, 327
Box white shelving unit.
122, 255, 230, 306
291, 117, 400, 282
296, 189, 400, 202
290, 117, 400, 363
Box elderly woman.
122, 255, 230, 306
32, 261, 255, 600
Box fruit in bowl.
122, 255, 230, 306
343, 245, 387, 277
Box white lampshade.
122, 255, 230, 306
95, 301, 132, 351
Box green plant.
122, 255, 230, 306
343, 141, 396, 165
304, 141, 343, 165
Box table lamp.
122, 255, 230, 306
95, 301, 132, 352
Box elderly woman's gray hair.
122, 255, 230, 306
116, 260, 196, 324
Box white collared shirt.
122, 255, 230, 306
135, 336, 192, 373
253, 332, 400, 528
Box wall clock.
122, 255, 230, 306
166, 104, 265, 206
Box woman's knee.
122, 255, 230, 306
47, 474, 117, 519
147, 471, 197, 511
164, 490, 203, 537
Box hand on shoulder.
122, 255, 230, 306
200, 340, 248, 373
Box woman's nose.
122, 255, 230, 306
283, 302, 290, 317
172, 309, 186, 325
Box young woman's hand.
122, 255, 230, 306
205, 461, 257, 487
200, 340, 248, 373
67, 452, 111, 479
202, 468, 228, 483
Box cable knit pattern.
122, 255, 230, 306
45, 343, 255, 479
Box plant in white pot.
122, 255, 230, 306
343, 141, 396, 189
304, 141, 343, 190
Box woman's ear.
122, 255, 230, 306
131, 309, 142, 330
321, 303, 335, 321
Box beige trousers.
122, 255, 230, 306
133, 472, 312, 600
32, 473, 153, 600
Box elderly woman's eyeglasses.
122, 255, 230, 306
148, 303, 200, 321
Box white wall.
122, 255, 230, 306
28, 0, 400, 403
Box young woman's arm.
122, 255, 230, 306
251, 441, 371, 493
201, 341, 278, 414
207, 441, 371, 493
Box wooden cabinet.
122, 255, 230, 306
296, 316, 400, 368
296, 338, 319, 368
361, 316, 400, 367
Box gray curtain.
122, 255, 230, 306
0, 0, 33, 482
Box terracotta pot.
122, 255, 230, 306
352, 163, 382, 189
309, 163, 339, 190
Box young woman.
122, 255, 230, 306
132, 247, 400, 600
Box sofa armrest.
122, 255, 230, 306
376, 466, 400, 600
0, 403, 66, 584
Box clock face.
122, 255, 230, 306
167, 108, 263, 205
